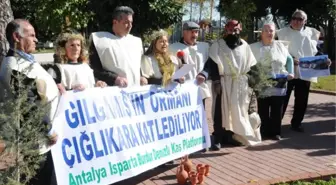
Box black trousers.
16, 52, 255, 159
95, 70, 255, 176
282, 79, 311, 128
212, 94, 234, 144
258, 96, 284, 137
28, 151, 57, 185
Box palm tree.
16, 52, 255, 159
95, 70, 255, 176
0, 0, 14, 64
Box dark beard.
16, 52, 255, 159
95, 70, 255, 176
224, 34, 242, 50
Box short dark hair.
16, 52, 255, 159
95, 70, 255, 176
112, 6, 134, 21
5, 19, 29, 47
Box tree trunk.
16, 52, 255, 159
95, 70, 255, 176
326, 18, 335, 60
209, 0, 214, 21
189, 0, 193, 21
0, 0, 14, 64
198, 2, 203, 22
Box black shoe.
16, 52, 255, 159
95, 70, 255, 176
165, 160, 174, 165
211, 143, 221, 151
274, 135, 282, 140
225, 137, 243, 146
158, 160, 174, 167
291, 126, 304, 132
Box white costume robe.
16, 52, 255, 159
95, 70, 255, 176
209, 39, 261, 146
49, 63, 96, 90
91, 32, 143, 86
277, 26, 320, 82
250, 40, 292, 96
141, 55, 181, 80
169, 41, 211, 99
0, 54, 60, 154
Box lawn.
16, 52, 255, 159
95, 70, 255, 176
33, 48, 54, 54
311, 75, 336, 92
276, 178, 336, 185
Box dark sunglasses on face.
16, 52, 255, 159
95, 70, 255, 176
292, 17, 304, 21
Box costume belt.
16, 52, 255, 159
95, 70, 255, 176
220, 73, 247, 80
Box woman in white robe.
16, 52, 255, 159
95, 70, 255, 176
48, 31, 107, 91
250, 22, 294, 140
141, 30, 184, 87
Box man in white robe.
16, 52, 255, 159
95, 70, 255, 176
198, 20, 261, 150
277, 9, 331, 132
169, 21, 211, 106
89, 6, 144, 87
0, 19, 59, 185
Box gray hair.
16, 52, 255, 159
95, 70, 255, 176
112, 6, 134, 21
262, 21, 276, 31
5, 19, 28, 48
292, 9, 307, 21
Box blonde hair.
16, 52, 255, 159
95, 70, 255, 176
54, 31, 88, 64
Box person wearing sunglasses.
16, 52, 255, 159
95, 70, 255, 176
277, 9, 331, 133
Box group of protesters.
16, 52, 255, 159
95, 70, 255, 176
0, 5, 332, 185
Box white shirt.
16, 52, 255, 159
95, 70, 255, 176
277, 26, 320, 82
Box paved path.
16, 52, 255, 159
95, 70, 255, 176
33, 53, 54, 63
114, 92, 336, 185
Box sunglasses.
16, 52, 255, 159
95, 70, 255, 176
291, 17, 304, 21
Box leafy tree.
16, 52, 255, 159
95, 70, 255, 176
88, 0, 184, 38
0, 0, 13, 63
10, 0, 93, 41
217, 0, 257, 42
35, 0, 93, 38
0, 65, 51, 184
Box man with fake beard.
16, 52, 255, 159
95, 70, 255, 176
169, 21, 211, 106
197, 20, 261, 150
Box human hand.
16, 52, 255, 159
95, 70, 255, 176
196, 74, 205, 85
140, 77, 148, 86
48, 133, 58, 146
95, 81, 107, 88
57, 84, 66, 94
115, 76, 128, 87
178, 76, 185, 84
294, 58, 300, 66
72, 84, 85, 91
326, 58, 332, 66
287, 74, 294, 80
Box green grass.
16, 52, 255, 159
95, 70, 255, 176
311, 75, 336, 92
33, 48, 54, 54
276, 178, 336, 185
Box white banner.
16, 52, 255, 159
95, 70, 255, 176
51, 81, 211, 185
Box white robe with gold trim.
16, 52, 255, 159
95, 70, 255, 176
91, 32, 143, 86
209, 39, 261, 146
169, 42, 211, 99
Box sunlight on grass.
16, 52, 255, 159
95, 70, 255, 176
311, 75, 336, 92
276, 178, 336, 185
33, 49, 54, 54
